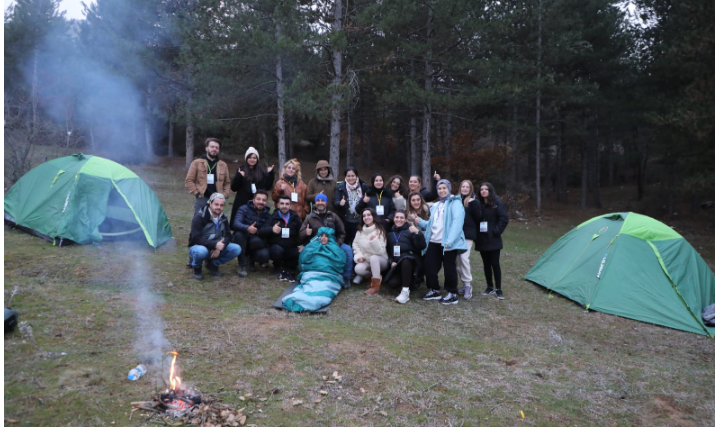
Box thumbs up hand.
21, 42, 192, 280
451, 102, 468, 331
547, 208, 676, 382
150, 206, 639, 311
248, 222, 258, 234
340, 196, 346, 206
433, 170, 440, 181
363, 194, 370, 203
306, 223, 312, 236
273, 222, 281, 234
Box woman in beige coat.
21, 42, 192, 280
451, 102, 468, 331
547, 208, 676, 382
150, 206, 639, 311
352, 208, 389, 295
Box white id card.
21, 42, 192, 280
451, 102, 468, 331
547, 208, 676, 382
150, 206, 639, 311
206, 174, 215, 184
251, 183, 257, 193
393, 246, 401, 257
376, 205, 385, 215
282, 228, 290, 238
291, 192, 298, 202
480, 221, 488, 232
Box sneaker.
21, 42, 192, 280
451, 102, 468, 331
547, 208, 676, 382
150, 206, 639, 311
422, 289, 442, 301
261, 262, 270, 269
248, 262, 257, 273
463, 285, 473, 300
343, 277, 351, 289
439, 292, 459, 305
481, 287, 495, 296
395, 289, 410, 304
279, 271, 288, 281
205, 261, 221, 277
193, 267, 203, 280
186, 260, 193, 268
237, 265, 248, 278
286, 271, 296, 283
352, 275, 363, 285
496, 289, 505, 300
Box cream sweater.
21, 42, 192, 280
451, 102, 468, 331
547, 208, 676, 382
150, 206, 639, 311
352, 224, 388, 262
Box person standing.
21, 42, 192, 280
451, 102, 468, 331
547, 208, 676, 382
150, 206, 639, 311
333, 167, 371, 247
358, 173, 395, 226
388, 175, 408, 211
272, 159, 310, 221
261, 195, 302, 282
407, 171, 440, 203
300, 193, 354, 289
229, 147, 274, 228
352, 208, 389, 295
188, 193, 241, 280
306, 160, 337, 209
232, 190, 273, 277
185, 138, 231, 215
384, 210, 427, 304
456, 180, 483, 300
406, 191, 431, 222
475, 182, 509, 300
410, 180, 466, 305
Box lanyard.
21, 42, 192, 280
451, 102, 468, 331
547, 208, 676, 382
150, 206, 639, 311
376, 190, 383, 205
436, 201, 445, 220
288, 181, 296, 192
392, 230, 404, 244
206, 161, 216, 174
279, 212, 291, 226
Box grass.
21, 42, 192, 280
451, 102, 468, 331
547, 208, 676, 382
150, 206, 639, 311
4, 153, 715, 426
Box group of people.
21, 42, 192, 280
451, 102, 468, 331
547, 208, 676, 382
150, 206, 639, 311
184, 137, 509, 306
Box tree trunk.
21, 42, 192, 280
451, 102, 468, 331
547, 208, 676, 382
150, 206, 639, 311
511, 103, 519, 185
31, 49, 39, 141
535, 0, 542, 214
421, 5, 434, 189
288, 113, 294, 159
445, 113, 452, 163
347, 107, 355, 167
364, 111, 372, 169
185, 94, 195, 169
590, 125, 602, 208
168, 120, 174, 157
580, 140, 588, 209
144, 93, 153, 158
328, 0, 343, 177
410, 116, 418, 176
275, 21, 286, 170
556, 113, 567, 202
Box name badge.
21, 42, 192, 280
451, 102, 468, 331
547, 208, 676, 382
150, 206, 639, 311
282, 228, 290, 238
376, 205, 385, 215
206, 174, 215, 184
251, 183, 257, 193
291, 192, 298, 202
393, 246, 401, 257
480, 221, 488, 232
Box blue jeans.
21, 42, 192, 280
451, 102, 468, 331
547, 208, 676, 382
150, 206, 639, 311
340, 243, 353, 279
189, 243, 242, 268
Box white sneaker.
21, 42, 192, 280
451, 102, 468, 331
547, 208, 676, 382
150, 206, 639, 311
352, 275, 364, 285
395, 288, 410, 304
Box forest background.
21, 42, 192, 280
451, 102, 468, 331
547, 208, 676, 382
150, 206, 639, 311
4, 0, 715, 221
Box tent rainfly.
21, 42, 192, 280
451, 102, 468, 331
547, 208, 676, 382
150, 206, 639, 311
525, 212, 715, 336
4, 153, 172, 248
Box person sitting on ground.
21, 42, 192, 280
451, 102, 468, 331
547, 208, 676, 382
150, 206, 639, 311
232, 190, 273, 277
188, 193, 242, 280
352, 208, 389, 295
282, 227, 346, 313
260, 195, 302, 283
299, 193, 354, 289
384, 210, 427, 304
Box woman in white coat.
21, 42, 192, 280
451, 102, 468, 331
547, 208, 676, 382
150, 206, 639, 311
352, 208, 389, 295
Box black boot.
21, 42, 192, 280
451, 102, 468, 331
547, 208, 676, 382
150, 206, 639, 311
205, 260, 221, 277
193, 266, 203, 280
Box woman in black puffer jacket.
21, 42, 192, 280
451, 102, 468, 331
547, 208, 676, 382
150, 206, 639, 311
356, 173, 396, 227
474, 182, 509, 300
384, 210, 427, 304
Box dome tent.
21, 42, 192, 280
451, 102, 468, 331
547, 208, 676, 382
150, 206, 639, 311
525, 212, 715, 336
4, 153, 172, 248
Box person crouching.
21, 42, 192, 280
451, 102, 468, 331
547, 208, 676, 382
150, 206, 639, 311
188, 193, 242, 280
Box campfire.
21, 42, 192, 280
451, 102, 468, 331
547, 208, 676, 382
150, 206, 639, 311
131, 351, 247, 426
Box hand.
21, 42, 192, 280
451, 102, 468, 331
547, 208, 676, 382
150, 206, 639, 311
409, 224, 419, 234
273, 222, 281, 234
408, 213, 417, 222
210, 249, 220, 259
268, 165, 274, 173
394, 190, 401, 198
357, 257, 365, 263
215, 240, 225, 251
320, 190, 324, 194
433, 170, 440, 181
445, 245, 451, 249
392, 262, 397, 268
247, 222, 257, 234
363, 194, 370, 203
305, 224, 312, 236
369, 234, 377, 241
281, 184, 286, 190
239, 169, 246, 177
298, 246, 304, 253
340, 196, 346, 206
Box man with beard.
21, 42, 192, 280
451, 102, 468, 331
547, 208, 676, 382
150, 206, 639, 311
261, 195, 302, 282
188, 193, 241, 280
232, 190, 273, 277
185, 138, 231, 215
299, 194, 354, 289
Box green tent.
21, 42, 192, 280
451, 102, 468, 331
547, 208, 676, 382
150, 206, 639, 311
4, 153, 172, 248
525, 212, 715, 336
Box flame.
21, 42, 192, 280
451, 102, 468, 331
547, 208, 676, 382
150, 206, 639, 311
168, 351, 180, 391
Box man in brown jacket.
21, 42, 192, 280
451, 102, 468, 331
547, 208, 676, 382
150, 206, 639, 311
185, 138, 231, 215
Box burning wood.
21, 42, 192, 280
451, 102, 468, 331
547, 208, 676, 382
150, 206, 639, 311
131, 351, 248, 426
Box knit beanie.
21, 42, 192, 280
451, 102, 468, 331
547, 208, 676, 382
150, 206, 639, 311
245, 146, 260, 161
315, 193, 328, 203
437, 179, 452, 194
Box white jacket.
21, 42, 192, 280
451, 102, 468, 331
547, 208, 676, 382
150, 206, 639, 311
352, 224, 388, 262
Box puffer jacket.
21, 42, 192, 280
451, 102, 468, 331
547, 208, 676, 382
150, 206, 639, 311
232, 200, 273, 236
352, 224, 388, 262
306, 160, 337, 208
461, 193, 483, 241
260, 208, 303, 248
474, 198, 508, 252
357, 186, 396, 225
384, 222, 427, 289
229, 165, 274, 227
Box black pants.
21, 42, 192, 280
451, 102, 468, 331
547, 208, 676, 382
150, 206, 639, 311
344, 221, 358, 247
386, 258, 416, 289
423, 242, 459, 293
232, 232, 269, 266
270, 244, 299, 271
480, 249, 502, 289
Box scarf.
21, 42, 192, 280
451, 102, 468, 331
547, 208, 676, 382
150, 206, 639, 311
346, 180, 362, 215
283, 173, 297, 187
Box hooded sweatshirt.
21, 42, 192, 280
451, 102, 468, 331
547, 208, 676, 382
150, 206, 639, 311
306, 160, 337, 208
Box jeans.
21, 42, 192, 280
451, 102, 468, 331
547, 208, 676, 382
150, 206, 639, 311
340, 243, 354, 279
189, 243, 242, 268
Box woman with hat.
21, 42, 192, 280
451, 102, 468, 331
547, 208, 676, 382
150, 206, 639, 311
229, 147, 274, 228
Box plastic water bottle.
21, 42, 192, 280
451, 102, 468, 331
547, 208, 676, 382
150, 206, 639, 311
127, 364, 147, 381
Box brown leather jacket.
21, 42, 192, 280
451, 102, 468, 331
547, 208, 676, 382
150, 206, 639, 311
272, 178, 310, 220
185, 157, 231, 198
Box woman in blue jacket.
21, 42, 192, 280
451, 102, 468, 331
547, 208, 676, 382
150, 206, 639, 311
410, 179, 466, 305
